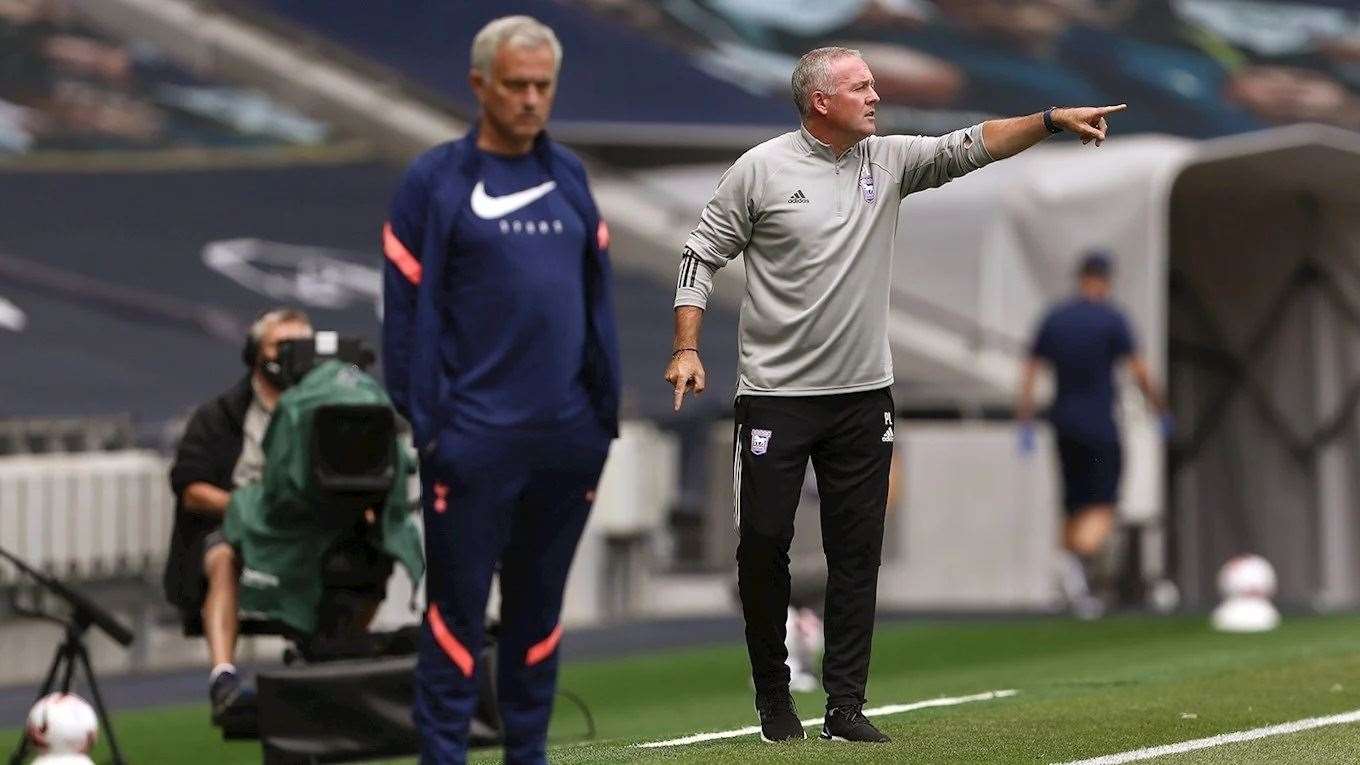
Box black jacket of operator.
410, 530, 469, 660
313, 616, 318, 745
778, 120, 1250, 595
163, 375, 252, 613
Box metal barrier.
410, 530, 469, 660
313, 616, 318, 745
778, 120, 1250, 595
0, 451, 173, 583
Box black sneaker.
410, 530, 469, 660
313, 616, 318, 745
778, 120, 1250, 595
755, 692, 806, 743
209, 670, 253, 725
821, 704, 891, 743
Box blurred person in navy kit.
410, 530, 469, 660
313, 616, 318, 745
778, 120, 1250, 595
164, 308, 312, 723
381, 15, 619, 765
1017, 252, 1168, 617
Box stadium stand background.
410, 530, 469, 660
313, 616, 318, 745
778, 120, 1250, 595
242, 0, 1360, 146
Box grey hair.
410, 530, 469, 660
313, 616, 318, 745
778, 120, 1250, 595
471, 15, 562, 76
249, 308, 311, 346
791, 46, 862, 117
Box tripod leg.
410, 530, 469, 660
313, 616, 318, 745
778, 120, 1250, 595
7, 725, 28, 765
60, 640, 79, 693
9, 640, 70, 765
74, 642, 126, 765
7, 721, 29, 765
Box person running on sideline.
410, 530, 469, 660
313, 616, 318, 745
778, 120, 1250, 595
1018, 251, 1169, 619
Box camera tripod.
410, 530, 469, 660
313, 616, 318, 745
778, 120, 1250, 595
1, 546, 128, 765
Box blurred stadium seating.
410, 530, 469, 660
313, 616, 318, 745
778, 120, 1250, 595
0, 0, 331, 153
229, 0, 793, 146
239, 0, 1360, 144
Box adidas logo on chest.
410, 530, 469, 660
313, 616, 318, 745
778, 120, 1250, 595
788, 189, 811, 204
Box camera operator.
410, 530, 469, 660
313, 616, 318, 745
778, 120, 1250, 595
163, 307, 312, 724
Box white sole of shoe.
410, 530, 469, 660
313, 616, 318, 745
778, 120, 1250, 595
820, 732, 890, 743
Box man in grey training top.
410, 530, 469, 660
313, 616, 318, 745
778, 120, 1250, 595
663, 46, 1126, 744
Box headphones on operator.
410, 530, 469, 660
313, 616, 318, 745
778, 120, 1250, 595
242, 329, 262, 369
242, 308, 277, 369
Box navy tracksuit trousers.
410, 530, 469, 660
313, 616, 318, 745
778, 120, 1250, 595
414, 419, 610, 764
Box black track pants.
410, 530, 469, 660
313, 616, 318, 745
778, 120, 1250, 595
733, 387, 894, 709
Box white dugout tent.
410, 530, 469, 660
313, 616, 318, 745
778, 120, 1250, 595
883, 124, 1360, 610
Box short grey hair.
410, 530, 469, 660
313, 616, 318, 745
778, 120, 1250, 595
249, 308, 311, 346
470, 15, 562, 76
791, 46, 861, 117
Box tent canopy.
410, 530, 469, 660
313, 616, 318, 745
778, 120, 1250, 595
905, 125, 1360, 607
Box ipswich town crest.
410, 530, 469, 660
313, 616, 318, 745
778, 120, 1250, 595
750, 428, 772, 455
860, 169, 876, 204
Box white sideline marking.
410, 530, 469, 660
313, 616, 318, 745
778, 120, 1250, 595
1054, 708, 1360, 765
636, 689, 1018, 748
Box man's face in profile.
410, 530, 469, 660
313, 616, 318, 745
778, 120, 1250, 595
824, 55, 880, 140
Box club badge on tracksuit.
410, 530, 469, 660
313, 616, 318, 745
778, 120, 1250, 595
750, 428, 772, 455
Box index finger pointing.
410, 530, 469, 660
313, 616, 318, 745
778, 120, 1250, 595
1097, 104, 1128, 115
673, 382, 686, 412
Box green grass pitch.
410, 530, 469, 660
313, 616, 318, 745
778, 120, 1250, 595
8, 614, 1360, 763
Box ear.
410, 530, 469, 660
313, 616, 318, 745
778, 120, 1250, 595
469, 68, 486, 98
812, 90, 830, 117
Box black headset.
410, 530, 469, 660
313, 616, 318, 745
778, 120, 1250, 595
241, 308, 279, 368
241, 331, 261, 369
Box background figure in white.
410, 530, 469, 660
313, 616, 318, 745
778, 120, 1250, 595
785, 605, 825, 692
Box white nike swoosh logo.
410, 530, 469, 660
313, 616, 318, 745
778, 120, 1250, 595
469, 180, 557, 220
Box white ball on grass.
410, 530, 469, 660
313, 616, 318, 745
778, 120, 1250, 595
1217, 554, 1277, 599
26, 693, 98, 755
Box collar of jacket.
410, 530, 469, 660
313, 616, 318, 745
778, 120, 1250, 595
221, 373, 255, 431
796, 123, 861, 161
456, 122, 556, 178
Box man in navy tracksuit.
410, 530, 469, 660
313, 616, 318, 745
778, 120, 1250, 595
1017, 251, 1167, 617
381, 16, 619, 764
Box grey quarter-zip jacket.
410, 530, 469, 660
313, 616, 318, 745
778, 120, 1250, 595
675, 124, 994, 397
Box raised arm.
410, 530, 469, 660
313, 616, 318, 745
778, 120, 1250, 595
982, 105, 1128, 159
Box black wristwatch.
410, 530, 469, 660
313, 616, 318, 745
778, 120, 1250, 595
1043, 107, 1062, 135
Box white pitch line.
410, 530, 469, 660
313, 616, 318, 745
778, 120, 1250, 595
636, 689, 1018, 749
1054, 708, 1360, 765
